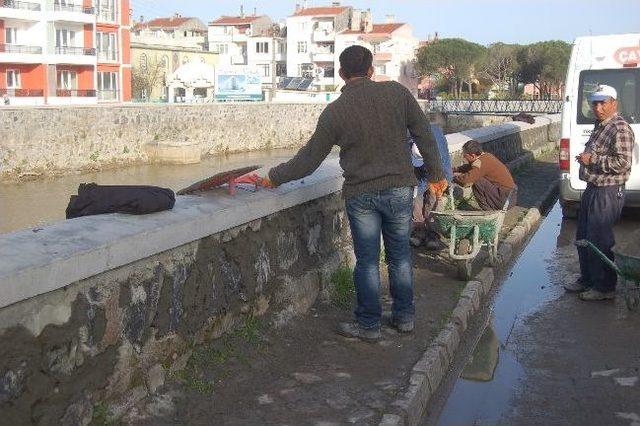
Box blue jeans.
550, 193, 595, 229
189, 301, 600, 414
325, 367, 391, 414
345, 186, 415, 329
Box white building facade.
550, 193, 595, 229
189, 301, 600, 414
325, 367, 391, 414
285, 5, 351, 90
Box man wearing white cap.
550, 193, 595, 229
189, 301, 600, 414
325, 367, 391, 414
564, 84, 635, 300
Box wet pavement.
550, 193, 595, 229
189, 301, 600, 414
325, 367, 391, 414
427, 203, 640, 425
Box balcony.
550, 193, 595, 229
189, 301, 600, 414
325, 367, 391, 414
55, 46, 96, 55
311, 51, 334, 63
0, 43, 42, 54
0, 0, 41, 20
95, 8, 116, 23
312, 30, 335, 42
56, 88, 96, 97
1, 0, 40, 11
53, 3, 94, 13
97, 50, 118, 62
0, 88, 44, 96
97, 89, 118, 101
52, 2, 96, 24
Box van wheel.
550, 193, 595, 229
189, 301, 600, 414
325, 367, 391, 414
561, 203, 579, 219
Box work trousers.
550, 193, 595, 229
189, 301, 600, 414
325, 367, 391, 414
576, 183, 625, 292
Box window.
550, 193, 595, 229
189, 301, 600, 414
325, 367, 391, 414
278, 42, 286, 54
211, 43, 229, 54
6, 70, 20, 88
98, 71, 118, 90
57, 70, 77, 89
97, 32, 117, 60
199, 56, 205, 63
299, 63, 314, 78
96, 0, 117, 22
259, 64, 270, 77
5, 28, 18, 44
256, 42, 269, 54
55, 29, 75, 47
375, 64, 386, 76
276, 63, 287, 77
297, 41, 307, 54
139, 53, 148, 69
577, 69, 640, 124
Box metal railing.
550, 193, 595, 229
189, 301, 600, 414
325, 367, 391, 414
56, 89, 96, 97
97, 50, 118, 61
97, 89, 118, 101
1, 0, 41, 11
0, 43, 42, 54
0, 88, 44, 97
53, 3, 94, 13
423, 99, 563, 114
55, 46, 96, 55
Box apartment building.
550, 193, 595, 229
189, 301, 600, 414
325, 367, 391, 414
286, 3, 351, 90
335, 14, 419, 94
132, 14, 207, 51
208, 12, 286, 86
0, 0, 131, 106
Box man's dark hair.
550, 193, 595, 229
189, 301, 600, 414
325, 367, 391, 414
462, 140, 483, 156
339, 45, 373, 79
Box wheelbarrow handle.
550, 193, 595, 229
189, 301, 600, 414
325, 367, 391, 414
575, 239, 621, 274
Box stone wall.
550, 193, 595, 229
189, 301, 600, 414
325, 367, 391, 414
0, 102, 509, 181
0, 191, 350, 425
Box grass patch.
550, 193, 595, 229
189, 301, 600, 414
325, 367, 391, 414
92, 402, 115, 425
331, 264, 355, 309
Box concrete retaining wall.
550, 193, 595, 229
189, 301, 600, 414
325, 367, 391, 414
0, 116, 559, 423
0, 102, 507, 181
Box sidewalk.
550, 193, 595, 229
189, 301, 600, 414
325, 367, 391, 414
122, 149, 560, 425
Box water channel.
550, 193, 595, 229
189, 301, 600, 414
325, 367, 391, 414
433, 203, 563, 424
0, 149, 305, 234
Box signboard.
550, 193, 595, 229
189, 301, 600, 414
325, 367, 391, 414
614, 45, 640, 65
214, 69, 263, 101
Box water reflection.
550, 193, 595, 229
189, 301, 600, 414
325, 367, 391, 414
460, 323, 499, 382
0, 149, 304, 234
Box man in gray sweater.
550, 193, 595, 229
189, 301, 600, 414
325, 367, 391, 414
265, 45, 447, 342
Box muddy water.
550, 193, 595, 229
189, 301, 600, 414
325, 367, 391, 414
435, 203, 562, 424
0, 149, 305, 234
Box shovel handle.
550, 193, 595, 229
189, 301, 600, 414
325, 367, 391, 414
575, 239, 621, 274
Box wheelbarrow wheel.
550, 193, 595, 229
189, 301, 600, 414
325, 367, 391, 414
457, 260, 472, 280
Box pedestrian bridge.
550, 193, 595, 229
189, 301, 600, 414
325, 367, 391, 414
424, 99, 563, 115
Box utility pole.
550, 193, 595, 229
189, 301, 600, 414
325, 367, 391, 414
270, 24, 279, 102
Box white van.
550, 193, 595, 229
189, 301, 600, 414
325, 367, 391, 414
559, 33, 640, 218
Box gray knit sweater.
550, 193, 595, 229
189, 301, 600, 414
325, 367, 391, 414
268, 78, 445, 199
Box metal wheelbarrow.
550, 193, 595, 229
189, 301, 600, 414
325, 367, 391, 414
431, 191, 510, 280
575, 239, 640, 310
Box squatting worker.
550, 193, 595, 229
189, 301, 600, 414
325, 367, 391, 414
564, 84, 635, 301
258, 45, 448, 342
452, 140, 517, 210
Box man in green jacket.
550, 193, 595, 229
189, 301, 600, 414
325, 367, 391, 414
264, 45, 447, 342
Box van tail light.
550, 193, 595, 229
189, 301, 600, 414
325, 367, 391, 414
559, 138, 570, 171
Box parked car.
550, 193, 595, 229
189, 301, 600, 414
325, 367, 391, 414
559, 33, 640, 218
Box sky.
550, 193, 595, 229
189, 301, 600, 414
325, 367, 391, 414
131, 0, 640, 46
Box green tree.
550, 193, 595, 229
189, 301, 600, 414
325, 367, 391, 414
416, 38, 486, 98
516, 40, 572, 99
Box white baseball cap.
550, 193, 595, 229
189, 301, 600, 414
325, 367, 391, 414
589, 84, 617, 102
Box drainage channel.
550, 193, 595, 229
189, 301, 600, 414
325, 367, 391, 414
432, 202, 563, 425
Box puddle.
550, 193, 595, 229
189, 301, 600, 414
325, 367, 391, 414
436, 203, 563, 425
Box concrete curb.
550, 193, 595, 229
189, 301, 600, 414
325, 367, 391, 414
381, 143, 559, 426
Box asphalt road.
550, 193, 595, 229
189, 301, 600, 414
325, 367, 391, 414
428, 203, 640, 425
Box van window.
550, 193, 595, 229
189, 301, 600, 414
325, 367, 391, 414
577, 69, 640, 125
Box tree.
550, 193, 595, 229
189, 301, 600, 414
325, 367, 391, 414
516, 40, 571, 99
132, 57, 165, 101
416, 38, 486, 98
478, 43, 520, 98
